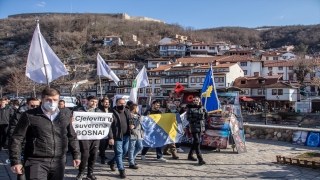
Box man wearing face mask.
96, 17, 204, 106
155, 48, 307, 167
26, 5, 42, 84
107, 98, 134, 179
0, 98, 14, 150
140, 100, 167, 162
98, 97, 113, 164
75, 96, 102, 180
8, 97, 40, 180
9, 88, 81, 180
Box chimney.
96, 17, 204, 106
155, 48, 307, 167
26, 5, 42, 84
254, 72, 260, 77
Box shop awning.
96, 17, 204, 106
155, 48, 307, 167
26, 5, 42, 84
239, 96, 254, 102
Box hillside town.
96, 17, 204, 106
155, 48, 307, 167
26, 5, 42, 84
50, 34, 319, 114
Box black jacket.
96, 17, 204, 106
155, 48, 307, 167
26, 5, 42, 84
98, 106, 113, 113
8, 105, 28, 138
109, 108, 133, 141
0, 105, 14, 125
186, 104, 208, 133
143, 108, 162, 116
9, 107, 80, 166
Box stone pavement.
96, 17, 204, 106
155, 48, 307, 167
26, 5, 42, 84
1, 139, 320, 180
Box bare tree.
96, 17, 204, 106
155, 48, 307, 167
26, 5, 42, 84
293, 59, 319, 88
5, 69, 28, 97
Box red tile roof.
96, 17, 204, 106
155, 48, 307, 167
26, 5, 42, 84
160, 42, 185, 46
264, 82, 298, 88
149, 63, 179, 72
177, 55, 260, 64
233, 75, 281, 88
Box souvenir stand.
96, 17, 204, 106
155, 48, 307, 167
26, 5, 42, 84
181, 92, 247, 153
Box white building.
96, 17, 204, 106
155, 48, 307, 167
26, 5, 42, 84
145, 58, 172, 69
103, 35, 124, 46
280, 52, 296, 60
159, 42, 186, 58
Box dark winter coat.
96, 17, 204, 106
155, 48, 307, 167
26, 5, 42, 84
108, 108, 133, 141
186, 104, 208, 133
9, 107, 80, 166
8, 105, 28, 137
0, 105, 14, 125
143, 108, 162, 116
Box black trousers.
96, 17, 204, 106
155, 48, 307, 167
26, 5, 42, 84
79, 140, 99, 174
189, 132, 202, 158
0, 124, 8, 146
24, 158, 66, 180
99, 139, 109, 158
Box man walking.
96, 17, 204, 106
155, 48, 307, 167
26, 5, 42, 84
98, 97, 113, 164
140, 100, 167, 162
8, 97, 40, 180
76, 96, 102, 180
9, 88, 81, 180
108, 98, 134, 179
0, 98, 14, 150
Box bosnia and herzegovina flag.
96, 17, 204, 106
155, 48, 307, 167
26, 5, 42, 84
142, 113, 183, 148
201, 63, 221, 113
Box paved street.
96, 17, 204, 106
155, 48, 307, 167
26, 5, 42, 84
1, 139, 320, 180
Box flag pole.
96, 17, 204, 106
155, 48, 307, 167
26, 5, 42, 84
99, 75, 103, 99
36, 20, 50, 88
204, 62, 212, 108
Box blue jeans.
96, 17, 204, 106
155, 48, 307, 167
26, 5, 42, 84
141, 147, 163, 159
111, 136, 130, 170
128, 139, 143, 165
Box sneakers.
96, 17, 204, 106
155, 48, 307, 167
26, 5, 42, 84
75, 173, 85, 180
177, 148, 184, 153
107, 161, 116, 171
157, 157, 167, 162
86, 173, 97, 180
129, 164, 139, 169
119, 169, 126, 179
141, 155, 146, 160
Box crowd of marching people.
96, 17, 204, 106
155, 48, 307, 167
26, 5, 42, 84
1, 87, 208, 180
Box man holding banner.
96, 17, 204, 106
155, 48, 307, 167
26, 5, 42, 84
75, 96, 102, 180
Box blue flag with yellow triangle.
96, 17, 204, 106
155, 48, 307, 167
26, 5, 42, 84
142, 113, 183, 148
201, 63, 220, 113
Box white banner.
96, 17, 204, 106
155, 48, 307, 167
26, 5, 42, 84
72, 112, 112, 140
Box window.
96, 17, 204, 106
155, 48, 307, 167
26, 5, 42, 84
268, 67, 272, 71
118, 89, 124, 94
240, 62, 247, 66
288, 74, 294, 80
258, 79, 265, 84
139, 88, 144, 93
154, 88, 160, 93
258, 89, 263, 95
146, 88, 151, 93
243, 70, 247, 75
241, 80, 246, 84
191, 77, 195, 83
278, 66, 283, 70
214, 77, 224, 83
119, 81, 124, 85
278, 89, 283, 95
201, 77, 205, 83
184, 78, 188, 83
273, 57, 278, 60
240, 89, 249, 95
266, 57, 269, 60
165, 78, 169, 83
148, 79, 152, 84
289, 66, 293, 70
272, 89, 277, 95
155, 79, 161, 84
196, 77, 200, 83
179, 78, 183, 83
175, 77, 179, 82
126, 88, 131, 93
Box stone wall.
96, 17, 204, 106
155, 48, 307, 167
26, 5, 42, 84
244, 124, 320, 142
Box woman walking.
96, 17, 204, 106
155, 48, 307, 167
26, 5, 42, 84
186, 96, 207, 165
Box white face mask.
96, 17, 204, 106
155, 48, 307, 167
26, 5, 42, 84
44, 101, 58, 112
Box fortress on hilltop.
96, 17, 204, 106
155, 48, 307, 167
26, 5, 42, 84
8, 12, 165, 23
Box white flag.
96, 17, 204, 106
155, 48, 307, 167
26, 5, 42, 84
97, 53, 120, 85
129, 66, 149, 103
26, 23, 68, 84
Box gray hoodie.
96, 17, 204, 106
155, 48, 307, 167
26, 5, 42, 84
130, 113, 144, 140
